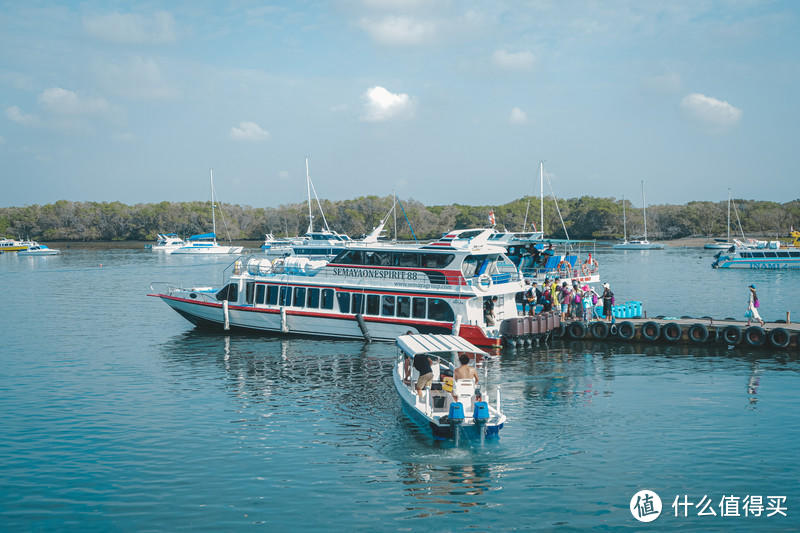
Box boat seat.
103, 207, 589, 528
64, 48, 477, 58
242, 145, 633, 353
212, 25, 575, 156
453, 379, 476, 416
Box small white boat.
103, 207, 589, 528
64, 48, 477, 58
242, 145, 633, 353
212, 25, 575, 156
18, 243, 60, 255
172, 170, 243, 255
150, 233, 186, 252
0, 238, 29, 252
394, 334, 505, 442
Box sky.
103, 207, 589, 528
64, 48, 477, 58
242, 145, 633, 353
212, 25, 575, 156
1, 0, 798, 208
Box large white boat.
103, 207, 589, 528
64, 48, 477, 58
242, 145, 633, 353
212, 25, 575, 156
613, 181, 665, 250
712, 232, 800, 269
150, 233, 186, 252
394, 334, 505, 441
172, 170, 243, 255
149, 228, 527, 348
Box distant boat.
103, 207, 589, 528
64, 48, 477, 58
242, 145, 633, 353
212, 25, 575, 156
18, 242, 60, 256
704, 190, 735, 249
172, 170, 243, 255
613, 181, 665, 250
149, 233, 186, 252
0, 238, 29, 253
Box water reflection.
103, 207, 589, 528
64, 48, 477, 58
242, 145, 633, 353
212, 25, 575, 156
400, 461, 495, 516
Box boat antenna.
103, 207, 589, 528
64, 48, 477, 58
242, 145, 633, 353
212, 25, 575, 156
393, 191, 397, 242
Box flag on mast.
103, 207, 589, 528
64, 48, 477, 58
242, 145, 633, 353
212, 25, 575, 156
488, 210, 496, 226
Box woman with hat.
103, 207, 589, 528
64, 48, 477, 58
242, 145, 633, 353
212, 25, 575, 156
746, 284, 765, 327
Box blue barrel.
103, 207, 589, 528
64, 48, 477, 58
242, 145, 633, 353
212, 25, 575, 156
448, 402, 465, 422
473, 401, 489, 421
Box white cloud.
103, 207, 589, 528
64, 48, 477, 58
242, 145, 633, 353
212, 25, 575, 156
361, 0, 430, 8
97, 57, 178, 101
83, 11, 176, 44
38, 88, 110, 116
680, 93, 742, 129
509, 107, 528, 124
362, 86, 413, 122
230, 121, 270, 141
492, 49, 535, 71
357, 16, 437, 45
6, 105, 38, 125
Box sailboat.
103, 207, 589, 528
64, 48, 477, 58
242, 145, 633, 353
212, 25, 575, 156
704, 190, 735, 249
613, 180, 665, 250
172, 170, 243, 255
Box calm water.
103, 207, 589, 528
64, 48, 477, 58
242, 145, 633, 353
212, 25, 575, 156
1, 247, 799, 531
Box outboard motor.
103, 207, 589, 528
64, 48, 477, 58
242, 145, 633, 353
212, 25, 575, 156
448, 401, 464, 445
473, 400, 489, 444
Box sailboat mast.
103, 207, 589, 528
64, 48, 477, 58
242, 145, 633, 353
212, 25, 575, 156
393, 191, 397, 242
622, 195, 627, 242
210, 169, 216, 239
306, 158, 313, 234
727, 188, 731, 243
539, 160, 544, 236
641, 180, 647, 241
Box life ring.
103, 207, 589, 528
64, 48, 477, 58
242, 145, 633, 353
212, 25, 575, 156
662, 323, 682, 342
590, 321, 609, 339
581, 258, 599, 276
744, 326, 767, 347
568, 321, 587, 339
617, 321, 635, 340
722, 325, 742, 345
475, 274, 493, 291
641, 321, 660, 342
768, 328, 791, 348
688, 324, 709, 343
555, 260, 572, 278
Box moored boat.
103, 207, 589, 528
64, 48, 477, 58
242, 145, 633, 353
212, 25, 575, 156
0, 238, 29, 253
150, 233, 186, 252
712, 237, 800, 270
394, 334, 505, 441
612, 181, 665, 250
149, 228, 527, 347
17, 242, 60, 255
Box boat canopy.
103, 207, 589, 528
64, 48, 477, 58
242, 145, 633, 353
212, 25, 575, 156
188, 233, 216, 241
396, 334, 489, 358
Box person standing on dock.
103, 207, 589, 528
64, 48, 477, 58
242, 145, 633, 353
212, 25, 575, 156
746, 284, 765, 327
602, 283, 614, 323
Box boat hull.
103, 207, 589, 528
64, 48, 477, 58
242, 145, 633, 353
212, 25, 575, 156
171, 246, 243, 254
714, 259, 800, 269
151, 293, 501, 347
612, 243, 665, 250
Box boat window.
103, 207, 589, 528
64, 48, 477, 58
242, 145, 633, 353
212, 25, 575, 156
461, 254, 491, 278
394, 252, 420, 267
777, 252, 790, 258
365, 251, 393, 266
459, 230, 485, 239
322, 289, 335, 309
366, 294, 380, 315
293, 287, 306, 307
382, 295, 395, 316
334, 250, 364, 265
337, 291, 350, 313
421, 253, 454, 268
412, 297, 427, 319
255, 284, 266, 305
216, 283, 238, 302
764, 252, 777, 258
352, 293, 365, 314
790, 252, 800, 257
245, 282, 256, 305
307, 288, 320, 308
751, 252, 765, 258
428, 298, 454, 322
279, 286, 292, 306
740, 252, 751, 258
397, 296, 411, 318
266, 285, 279, 305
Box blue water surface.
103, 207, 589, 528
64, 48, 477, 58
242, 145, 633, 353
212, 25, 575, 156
1, 247, 799, 531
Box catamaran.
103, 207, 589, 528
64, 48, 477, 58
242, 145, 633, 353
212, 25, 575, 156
149, 228, 527, 348
172, 170, 243, 255
613, 180, 664, 250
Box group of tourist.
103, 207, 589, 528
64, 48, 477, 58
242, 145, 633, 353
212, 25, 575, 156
510, 277, 615, 323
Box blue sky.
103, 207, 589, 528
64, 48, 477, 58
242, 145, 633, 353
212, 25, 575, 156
1, 1, 798, 208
